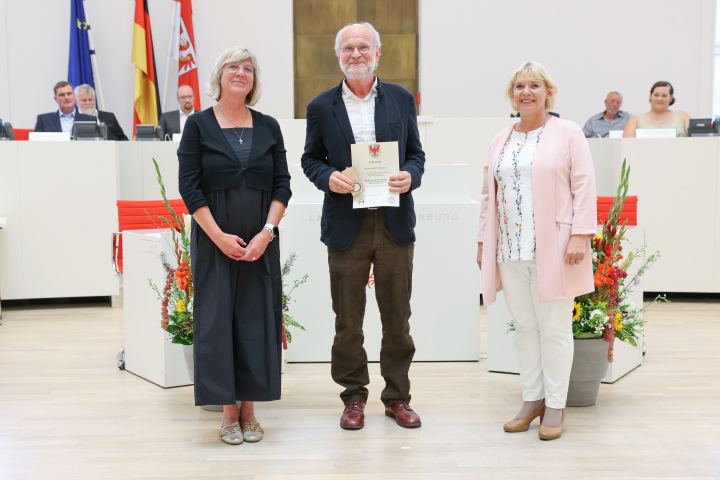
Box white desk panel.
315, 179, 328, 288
587, 138, 623, 197
123, 230, 191, 388
0, 142, 23, 299
16, 142, 119, 299
620, 138, 717, 292
282, 194, 481, 362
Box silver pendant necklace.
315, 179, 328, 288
218, 104, 249, 143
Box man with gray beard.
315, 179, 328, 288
75, 84, 128, 141
301, 22, 425, 431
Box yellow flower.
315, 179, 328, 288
615, 312, 622, 320
572, 301, 582, 322
594, 233, 602, 241
176, 299, 186, 313
614, 319, 623, 330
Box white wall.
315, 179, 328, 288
1, 0, 293, 131
419, 0, 716, 124
0, 0, 715, 129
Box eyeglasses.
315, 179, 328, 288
178, 95, 194, 101
226, 64, 256, 76
340, 44, 372, 55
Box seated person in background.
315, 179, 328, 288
623, 81, 690, 137
75, 84, 129, 141
158, 85, 196, 139
35, 81, 96, 133
582, 91, 630, 138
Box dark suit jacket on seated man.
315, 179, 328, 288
301, 22, 425, 431
158, 85, 196, 139
75, 84, 129, 141
35, 81, 95, 133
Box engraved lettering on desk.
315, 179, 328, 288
308, 214, 322, 222
416, 213, 459, 221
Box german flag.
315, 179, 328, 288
132, 0, 161, 137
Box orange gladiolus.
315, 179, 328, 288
594, 262, 616, 287
594, 266, 605, 287
175, 263, 189, 290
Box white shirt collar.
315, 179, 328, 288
179, 108, 195, 118
342, 77, 378, 101
59, 110, 76, 118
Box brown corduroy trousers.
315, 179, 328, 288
327, 209, 416, 406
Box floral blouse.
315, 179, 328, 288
494, 125, 545, 262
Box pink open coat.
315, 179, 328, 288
478, 116, 597, 305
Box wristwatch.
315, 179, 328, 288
263, 223, 277, 241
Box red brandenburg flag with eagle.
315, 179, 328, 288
171, 0, 201, 111
132, 0, 161, 137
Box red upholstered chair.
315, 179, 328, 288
597, 196, 637, 226
13, 129, 33, 141
112, 199, 189, 276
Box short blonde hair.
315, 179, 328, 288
506, 61, 558, 111
206, 46, 261, 105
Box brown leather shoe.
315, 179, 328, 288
385, 401, 421, 428
503, 400, 545, 433
340, 401, 365, 430
539, 408, 565, 440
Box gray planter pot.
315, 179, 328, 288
181, 344, 194, 381
567, 338, 610, 407
181, 344, 223, 412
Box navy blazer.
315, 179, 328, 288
178, 107, 292, 215
34, 110, 96, 133
301, 79, 425, 250
158, 110, 182, 139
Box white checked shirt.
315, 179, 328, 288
59, 110, 76, 134
341, 78, 377, 143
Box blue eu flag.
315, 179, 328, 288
68, 0, 94, 88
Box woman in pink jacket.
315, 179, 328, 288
477, 61, 596, 440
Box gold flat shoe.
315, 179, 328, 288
220, 422, 243, 445
539, 409, 565, 440
503, 400, 545, 433
241, 421, 264, 443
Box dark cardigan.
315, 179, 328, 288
178, 107, 292, 215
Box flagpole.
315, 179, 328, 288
162, 0, 181, 111
83, 1, 105, 110
87, 30, 105, 110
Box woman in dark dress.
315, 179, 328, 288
178, 46, 291, 445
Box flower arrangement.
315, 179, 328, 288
572, 159, 667, 362
148, 159, 194, 345
147, 159, 308, 349
281, 251, 308, 350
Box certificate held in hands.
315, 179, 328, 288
350, 141, 400, 209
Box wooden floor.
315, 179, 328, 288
0, 300, 719, 479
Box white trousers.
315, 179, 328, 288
498, 260, 574, 409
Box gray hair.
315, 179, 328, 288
74, 84, 95, 97
206, 45, 261, 105
334, 22, 382, 52
606, 91, 622, 100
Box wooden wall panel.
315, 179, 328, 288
294, 0, 419, 118
357, 0, 418, 34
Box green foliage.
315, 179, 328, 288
281, 252, 308, 348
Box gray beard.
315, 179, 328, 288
341, 62, 375, 81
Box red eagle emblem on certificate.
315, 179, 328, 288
368, 144, 381, 158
